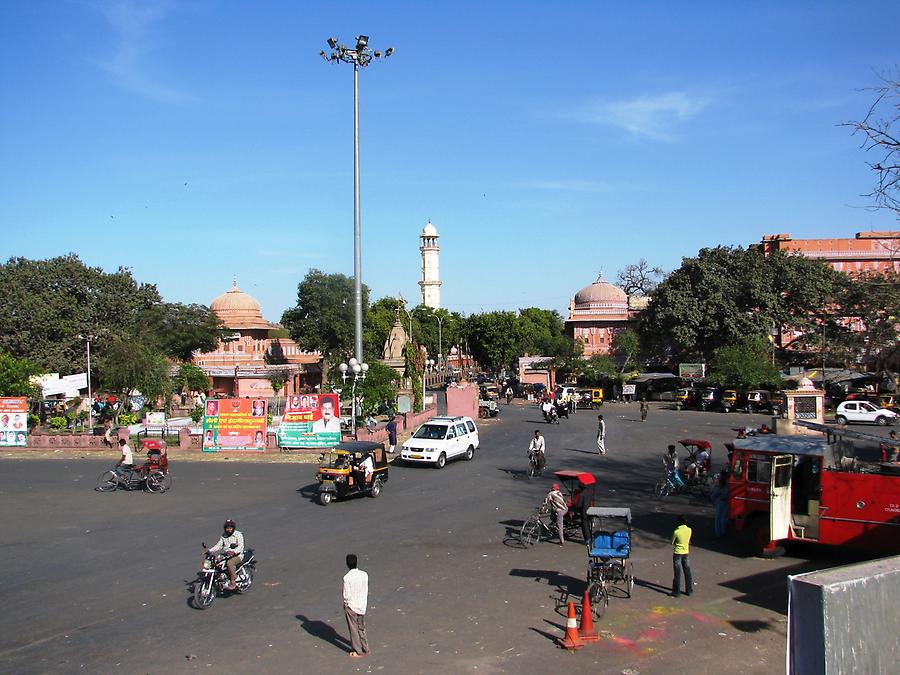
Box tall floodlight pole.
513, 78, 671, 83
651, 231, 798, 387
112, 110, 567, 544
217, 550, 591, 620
321, 36, 393, 363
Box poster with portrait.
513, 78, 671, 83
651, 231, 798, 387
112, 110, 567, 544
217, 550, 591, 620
277, 393, 341, 448
0, 398, 29, 447
202, 398, 267, 452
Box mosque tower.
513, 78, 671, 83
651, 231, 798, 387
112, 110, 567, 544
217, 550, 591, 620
419, 220, 442, 308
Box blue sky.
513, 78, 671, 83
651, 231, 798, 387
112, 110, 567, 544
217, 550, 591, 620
1, 1, 898, 320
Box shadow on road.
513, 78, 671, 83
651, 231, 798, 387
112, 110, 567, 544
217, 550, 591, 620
633, 577, 672, 597
295, 614, 352, 653
499, 519, 527, 548
509, 568, 587, 613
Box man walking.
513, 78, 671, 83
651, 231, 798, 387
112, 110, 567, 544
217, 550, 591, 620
596, 414, 606, 455
671, 516, 693, 597
342, 553, 369, 658
385, 416, 398, 454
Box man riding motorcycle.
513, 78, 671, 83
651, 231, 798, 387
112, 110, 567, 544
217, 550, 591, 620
205, 519, 244, 591
541, 399, 558, 423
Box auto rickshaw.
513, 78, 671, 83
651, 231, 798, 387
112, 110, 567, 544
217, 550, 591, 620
746, 390, 773, 414
699, 387, 720, 412
674, 388, 697, 410
721, 389, 741, 413
553, 470, 597, 541
315, 441, 389, 505
576, 388, 604, 409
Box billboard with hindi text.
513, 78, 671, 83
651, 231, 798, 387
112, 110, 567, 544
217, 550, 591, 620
277, 393, 341, 448
202, 398, 267, 452
0, 398, 28, 447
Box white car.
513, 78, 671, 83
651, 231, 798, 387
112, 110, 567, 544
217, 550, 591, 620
400, 416, 480, 468
835, 401, 898, 426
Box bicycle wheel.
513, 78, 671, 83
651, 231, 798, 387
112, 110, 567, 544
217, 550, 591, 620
587, 581, 609, 619
97, 470, 119, 492
625, 561, 634, 598
654, 481, 670, 498
145, 470, 166, 493
520, 516, 541, 547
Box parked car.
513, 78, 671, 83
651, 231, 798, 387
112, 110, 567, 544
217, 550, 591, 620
400, 416, 480, 468
835, 401, 898, 426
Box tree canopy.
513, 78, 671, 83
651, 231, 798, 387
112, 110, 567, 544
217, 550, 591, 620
140, 303, 224, 362
462, 311, 520, 372
638, 246, 844, 362
281, 269, 370, 367
708, 336, 782, 389
616, 259, 664, 296
0, 352, 41, 397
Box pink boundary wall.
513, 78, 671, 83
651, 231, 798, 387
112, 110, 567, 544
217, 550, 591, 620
446, 383, 478, 419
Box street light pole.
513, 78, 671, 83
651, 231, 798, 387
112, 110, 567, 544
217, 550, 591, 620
321, 36, 393, 363
78, 334, 94, 431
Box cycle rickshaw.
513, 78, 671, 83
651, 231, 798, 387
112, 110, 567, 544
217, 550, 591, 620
585, 506, 634, 618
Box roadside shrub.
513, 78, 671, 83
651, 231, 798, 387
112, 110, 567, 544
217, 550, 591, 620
189, 405, 204, 423
48, 416, 68, 430
118, 412, 138, 425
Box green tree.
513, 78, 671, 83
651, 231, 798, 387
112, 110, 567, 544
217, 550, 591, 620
363, 296, 404, 363
0, 254, 160, 373
356, 361, 400, 416
639, 247, 843, 362
174, 362, 210, 394
281, 270, 371, 378
0, 352, 41, 397
580, 354, 617, 385
405, 343, 425, 412
708, 336, 782, 389
611, 329, 641, 373
409, 305, 463, 359
140, 303, 224, 361
516, 308, 568, 357
95, 337, 172, 419
463, 311, 520, 372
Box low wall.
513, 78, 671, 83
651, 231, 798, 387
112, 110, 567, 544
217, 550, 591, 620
353, 405, 438, 444
446, 383, 478, 419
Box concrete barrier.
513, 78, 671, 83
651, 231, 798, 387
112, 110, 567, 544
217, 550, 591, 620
788, 554, 900, 674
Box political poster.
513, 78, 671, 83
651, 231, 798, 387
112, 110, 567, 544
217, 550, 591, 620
678, 363, 706, 380
0, 398, 29, 447
202, 398, 267, 452
277, 393, 341, 448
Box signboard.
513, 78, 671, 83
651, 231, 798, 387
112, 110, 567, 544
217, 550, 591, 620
202, 398, 267, 452
622, 384, 636, 396
679, 363, 706, 380
145, 411, 166, 426
794, 396, 818, 420
277, 393, 341, 448
0, 398, 29, 446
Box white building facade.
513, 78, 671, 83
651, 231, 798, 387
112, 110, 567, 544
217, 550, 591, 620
419, 220, 442, 308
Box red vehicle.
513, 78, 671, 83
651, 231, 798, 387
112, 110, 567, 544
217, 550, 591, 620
726, 433, 900, 557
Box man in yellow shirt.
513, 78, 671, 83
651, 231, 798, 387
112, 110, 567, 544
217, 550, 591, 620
671, 515, 693, 597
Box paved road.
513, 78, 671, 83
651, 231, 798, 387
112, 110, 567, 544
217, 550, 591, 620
0, 402, 885, 674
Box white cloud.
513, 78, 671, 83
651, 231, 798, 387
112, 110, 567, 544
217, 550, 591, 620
91, 0, 193, 104
566, 91, 710, 141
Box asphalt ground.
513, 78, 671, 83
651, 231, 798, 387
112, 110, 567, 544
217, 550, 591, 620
0, 402, 889, 675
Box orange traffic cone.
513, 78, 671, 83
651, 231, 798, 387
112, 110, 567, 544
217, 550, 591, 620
578, 590, 599, 642
557, 601, 584, 650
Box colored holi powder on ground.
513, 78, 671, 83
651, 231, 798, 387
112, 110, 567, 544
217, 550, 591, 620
608, 635, 642, 654
637, 628, 666, 642
650, 606, 678, 616
687, 611, 714, 624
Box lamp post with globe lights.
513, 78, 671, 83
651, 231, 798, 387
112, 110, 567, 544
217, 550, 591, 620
423, 358, 435, 409
338, 358, 369, 437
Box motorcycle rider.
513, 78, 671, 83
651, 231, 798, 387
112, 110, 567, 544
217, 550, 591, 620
527, 430, 546, 477
206, 519, 244, 591
505, 386, 513, 405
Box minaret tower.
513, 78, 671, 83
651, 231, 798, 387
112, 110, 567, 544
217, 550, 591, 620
419, 220, 442, 308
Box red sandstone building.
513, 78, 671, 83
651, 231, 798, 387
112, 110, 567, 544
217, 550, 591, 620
564, 275, 646, 357
192, 282, 322, 397
755, 231, 900, 274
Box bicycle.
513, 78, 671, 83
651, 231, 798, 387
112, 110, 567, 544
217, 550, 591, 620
527, 451, 546, 478
653, 471, 685, 498
96, 466, 170, 493
519, 505, 560, 546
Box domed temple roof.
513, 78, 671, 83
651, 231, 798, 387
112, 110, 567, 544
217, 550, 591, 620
573, 274, 628, 308
210, 280, 271, 331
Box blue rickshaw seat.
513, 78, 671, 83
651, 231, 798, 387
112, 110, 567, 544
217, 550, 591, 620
590, 529, 630, 559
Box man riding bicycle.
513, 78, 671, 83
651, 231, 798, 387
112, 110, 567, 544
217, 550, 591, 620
663, 445, 685, 488
205, 519, 245, 591
115, 438, 135, 483
527, 430, 546, 477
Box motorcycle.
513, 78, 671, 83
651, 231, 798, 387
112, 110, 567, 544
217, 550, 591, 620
543, 406, 559, 424
192, 543, 257, 609
528, 450, 546, 478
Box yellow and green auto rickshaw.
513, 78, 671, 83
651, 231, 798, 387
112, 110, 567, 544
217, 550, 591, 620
577, 388, 604, 409
315, 441, 389, 505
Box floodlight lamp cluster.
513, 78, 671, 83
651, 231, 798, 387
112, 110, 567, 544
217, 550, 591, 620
320, 35, 393, 67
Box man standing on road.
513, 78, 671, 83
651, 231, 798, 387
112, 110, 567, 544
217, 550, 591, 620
544, 483, 568, 546
640, 400, 648, 422
385, 416, 398, 454
343, 553, 370, 658
671, 515, 693, 597
596, 414, 606, 455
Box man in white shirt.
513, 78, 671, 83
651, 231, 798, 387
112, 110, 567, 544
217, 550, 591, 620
342, 553, 370, 658
312, 398, 342, 434
356, 453, 374, 487
527, 430, 546, 477
596, 414, 607, 455
116, 438, 135, 482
